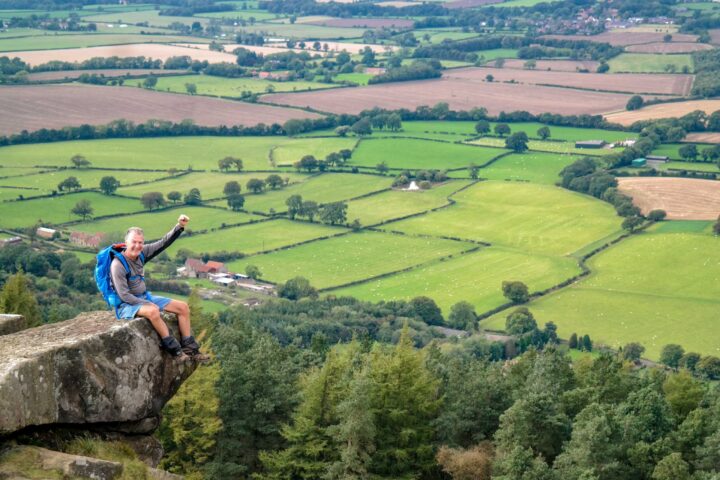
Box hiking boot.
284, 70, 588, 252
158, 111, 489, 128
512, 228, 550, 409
160, 336, 191, 362
181, 335, 211, 363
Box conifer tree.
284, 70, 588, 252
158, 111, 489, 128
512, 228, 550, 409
0, 270, 40, 327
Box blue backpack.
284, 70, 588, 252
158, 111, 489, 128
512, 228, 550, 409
95, 244, 145, 308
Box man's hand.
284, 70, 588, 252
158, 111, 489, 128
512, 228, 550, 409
178, 214, 190, 227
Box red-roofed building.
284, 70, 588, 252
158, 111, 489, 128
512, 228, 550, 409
70, 231, 104, 249
184, 258, 228, 278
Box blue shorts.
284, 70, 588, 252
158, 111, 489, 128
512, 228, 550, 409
115, 292, 172, 320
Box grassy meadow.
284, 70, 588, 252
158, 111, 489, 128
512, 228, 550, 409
608, 53, 694, 73
483, 227, 720, 359
0, 192, 142, 229
351, 138, 506, 170
331, 246, 581, 313
70, 206, 260, 240
131, 74, 341, 97
166, 219, 345, 256
0, 136, 352, 171
229, 231, 475, 289
388, 181, 622, 256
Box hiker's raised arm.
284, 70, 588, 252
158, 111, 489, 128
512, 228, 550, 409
143, 215, 188, 261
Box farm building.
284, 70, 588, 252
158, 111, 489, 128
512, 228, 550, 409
632, 158, 647, 167
184, 258, 228, 278
0, 237, 22, 248
646, 155, 669, 162
36, 227, 56, 239
69, 231, 103, 249
575, 140, 607, 149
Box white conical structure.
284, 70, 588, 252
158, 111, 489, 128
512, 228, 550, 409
406, 181, 420, 191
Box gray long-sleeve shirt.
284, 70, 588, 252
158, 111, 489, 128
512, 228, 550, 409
110, 224, 184, 305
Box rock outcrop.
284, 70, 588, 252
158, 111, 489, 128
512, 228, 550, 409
0, 311, 196, 437
0, 315, 25, 337
0, 445, 184, 479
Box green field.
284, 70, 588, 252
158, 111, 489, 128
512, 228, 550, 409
333, 73, 373, 85
388, 181, 622, 256
468, 137, 618, 156
481, 122, 634, 143
228, 230, 475, 289
420, 30, 479, 44
0, 169, 169, 197
130, 74, 341, 98
0, 33, 208, 52
483, 228, 720, 359
196, 9, 280, 20
658, 161, 719, 173
650, 143, 715, 162
82, 11, 212, 27
116, 172, 307, 200
166, 219, 345, 256
494, 0, 561, 6
476, 48, 519, 61
608, 53, 694, 73
71, 205, 259, 240
0, 192, 142, 229
331, 246, 580, 313
226, 23, 366, 39
345, 180, 470, 225
351, 138, 506, 170
0, 136, 349, 171
652, 220, 712, 234
306, 121, 634, 145
272, 137, 357, 165
228, 173, 391, 213
476, 151, 578, 184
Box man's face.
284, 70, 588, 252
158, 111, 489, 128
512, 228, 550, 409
126, 232, 144, 258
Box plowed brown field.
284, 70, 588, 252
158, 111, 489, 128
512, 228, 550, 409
684, 133, 720, 144
605, 100, 720, 126
261, 76, 648, 116
444, 67, 692, 95
618, 177, 720, 220
0, 84, 320, 135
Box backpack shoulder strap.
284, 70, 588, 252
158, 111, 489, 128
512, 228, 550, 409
113, 252, 132, 275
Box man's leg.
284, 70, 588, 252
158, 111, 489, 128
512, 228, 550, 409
163, 300, 191, 338
137, 304, 169, 338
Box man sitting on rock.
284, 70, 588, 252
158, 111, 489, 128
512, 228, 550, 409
111, 214, 209, 362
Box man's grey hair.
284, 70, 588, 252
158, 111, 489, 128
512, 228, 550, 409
125, 227, 144, 242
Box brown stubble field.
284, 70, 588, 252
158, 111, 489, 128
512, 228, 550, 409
617, 177, 720, 220
444, 67, 693, 95
261, 76, 651, 116
0, 84, 321, 135
490, 59, 600, 72
6, 44, 238, 66
305, 18, 413, 28
605, 100, 720, 126
541, 31, 698, 46
625, 42, 713, 53
26, 69, 188, 81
